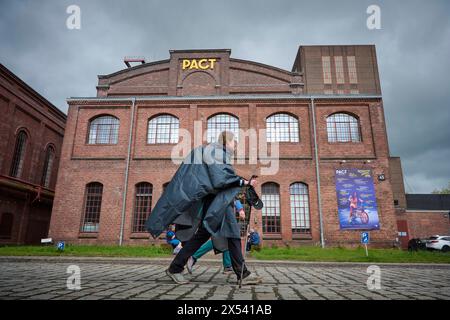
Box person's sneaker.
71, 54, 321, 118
166, 269, 190, 284
222, 266, 233, 274
186, 257, 197, 274
241, 273, 262, 285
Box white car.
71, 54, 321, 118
426, 235, 450, 252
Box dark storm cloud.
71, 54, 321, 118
1, 0, 449, 193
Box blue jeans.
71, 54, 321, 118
192, 239, 231, 268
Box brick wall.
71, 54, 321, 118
405, 210, 450, 239
49, 98, 397, 247
49, 48, 398, 247
0, 64, 66, 244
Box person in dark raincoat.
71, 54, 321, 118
145, 131, 262, 285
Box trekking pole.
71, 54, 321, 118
239, 187, 249, 289
238, 175, 256, 289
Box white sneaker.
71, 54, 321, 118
166, 269, 190, 284
241, 273, 262, 285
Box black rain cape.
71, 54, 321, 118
145, 142, 243, 250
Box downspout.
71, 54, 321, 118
310, 97, 325, 248
119, 97, 136, 246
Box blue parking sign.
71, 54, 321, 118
361, 232, 370, 244
57, 241, 65, 251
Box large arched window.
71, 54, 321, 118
80, 182, 103, 232
266, 113, 299, 142
326, 113, 361, 143
147, 114, 179, 144
0, 213, 14, 239
41, 145, 55, 188
10, 130, 28, 178
132, 182, 153, 233
261, 183, 281, 234
87, 115, 119, 144
290, 183, 311, 234
207, 113, 239, 143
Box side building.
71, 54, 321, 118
0, 64, 66, 244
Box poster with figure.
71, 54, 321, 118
335, 168, 380, 230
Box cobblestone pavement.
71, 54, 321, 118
0, 258, 449, 300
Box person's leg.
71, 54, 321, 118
192, 239, 213, 260
227, 238, 250, 279
222, 250, 232, 268
168, 224, 211, 274
349, 206, 354, 221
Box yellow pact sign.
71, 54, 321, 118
182, 58, 217, 70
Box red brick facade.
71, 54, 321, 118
0, 64, 66, 244
49, 47, 398, 247
396, 210, 450, 240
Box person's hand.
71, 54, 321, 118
239, 209, 245, 220
243, 179, 257, 187
249, 179, 257, 187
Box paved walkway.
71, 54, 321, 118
0, 257, 449, 300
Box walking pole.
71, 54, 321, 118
239, 186, 249, 288
238, 175, 256, 289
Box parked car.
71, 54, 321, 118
425, 235, 450, 252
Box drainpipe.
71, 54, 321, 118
310, 97, 325, 248
119, 97, 136, 246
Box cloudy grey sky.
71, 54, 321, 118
1, 0, 449, 193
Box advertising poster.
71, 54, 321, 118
335, 168, 380, 230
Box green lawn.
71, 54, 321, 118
0, 245, 172, 257
0, 245, 449, 263
250, 246, 450, 264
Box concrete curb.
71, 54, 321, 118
1, 255, 449, 269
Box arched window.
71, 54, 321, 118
132, 182, 153, 233
266, 113, 299, 142
147, 115, 179, 144
87, 115, 119, 144
261, 183, 281, 234
326, 113, 361, 142
0, 213, 14, 239
80, 182, 103, 232
207, 113, 239, 143
290, 183, 311, 234
41, 145, 55, 188
10, 130, 28, 178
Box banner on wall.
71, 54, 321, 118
335, 168, 380, 230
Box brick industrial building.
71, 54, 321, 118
0, 64, 66, 244
49, 46, 402, 247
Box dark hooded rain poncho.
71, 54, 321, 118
145, 142, 243, 251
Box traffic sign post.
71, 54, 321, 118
361, 232, 370, 257
57, 241, 65, 251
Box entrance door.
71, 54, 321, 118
397, 220, 409, 249
25, 219, 50, 244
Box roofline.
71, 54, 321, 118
99, 48, 303, 80
170, 48, 231, 54
230, 58, 301, 76
98, 59, 170, 79
0, 64, 67, 119
67, 94, 382, 103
